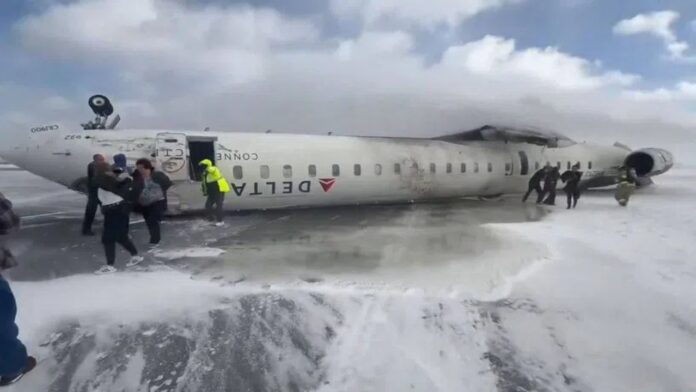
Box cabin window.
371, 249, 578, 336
588, 161, 593, 170
283, 165, 292, 178
354, 164, 362, 176
233, 165, 243, 179
332, 164, 340, 176
505, 163, 512, 173
556, 161, 561, 169
487, 162, 493, 172
474, 162, 479, 173
260, 165, 270, 179
535, 161, 540, 171
308, 164, 316, 177
576, 162, 581, 170
375, 164, 382, 175
518, 151, 529, 175
446, 163, 452, 173
394, 163, 401, 174
430, 163, 436, 174
461, 163, 467, 173
567, 161, 571, 170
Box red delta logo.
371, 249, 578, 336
319, 178, 336, 192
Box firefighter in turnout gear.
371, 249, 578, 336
615, 166, 637, 207
199, 159, 230, 224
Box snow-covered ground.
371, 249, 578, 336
2, 167, 696, 391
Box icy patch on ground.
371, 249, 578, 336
482, 168, 696, 391
152, 247, 226, 261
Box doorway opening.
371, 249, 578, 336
188, 138, 216, 181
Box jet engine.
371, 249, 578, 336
625, 148, 674, 177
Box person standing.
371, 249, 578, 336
542, 166, 561, 205
615, 166, 637, 207
198, 159, 230, 225
132, 158, 172, 246
82, 154, 105, 236
94, 162, 143, 274
0, 192, 37, 386
522, 164, 549, 203
561, 163, 583, 209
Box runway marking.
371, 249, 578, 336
21, 211, 70, 219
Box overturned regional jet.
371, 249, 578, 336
0, 95, 674, 212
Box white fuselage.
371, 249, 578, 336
0, 127, 629, 212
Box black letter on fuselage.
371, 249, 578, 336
283, 181, 292, 194
298, 181, 311, 193
250, 182, 263, 196
231, 183, 246, 196
266, 182, 276, 194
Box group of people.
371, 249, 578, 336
0, 156, 232, 386
524, 163, 640, 208
82, 155, 230, 273
523, 163, 583, 209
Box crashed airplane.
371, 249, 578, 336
0, 95, 674, 212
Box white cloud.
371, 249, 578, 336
626, 82, 696, 102
4, 0, 696, 145
613, 11, 693, 61
16, 0, 319, 87
440, 35, 639, 90
330, 0, 524, 29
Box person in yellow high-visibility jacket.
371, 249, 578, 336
198, 159, 230, 224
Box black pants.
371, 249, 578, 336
101, 203, 137, 266
522, 184, 544, 203
566, 190, 580, 209
142, 200, 166, 244
82, 191, 99, 234
543, 187, 557, 205
205, 191, 225, 222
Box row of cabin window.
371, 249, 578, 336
230, 161, 593, 180
534, 161, 593, 171
234, 162, 491, 180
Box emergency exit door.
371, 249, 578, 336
155, 133, 189, 181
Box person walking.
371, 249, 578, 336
94, 162, 143, 274
522, 164, 549, 203
561, 163, 583, 209
0, 192, 37, 386
82, 154, 105, 236
132, 158, 172, 246
615, 166, 637, 207
542, 166, 561, 205
198, 159, 230, 225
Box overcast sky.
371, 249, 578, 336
0, 0, 695, 144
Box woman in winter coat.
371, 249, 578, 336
131, 158, 172, 246
94, 162, 143, 274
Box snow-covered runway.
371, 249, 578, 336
2, 168, 695, 391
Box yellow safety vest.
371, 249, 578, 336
199, 160, 230, 194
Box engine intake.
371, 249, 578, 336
625, 148, 674, 177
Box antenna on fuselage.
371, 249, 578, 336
81, 94, 119, 130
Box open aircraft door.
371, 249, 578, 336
155, 133, 189, 181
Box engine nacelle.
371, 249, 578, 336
625, 148, 674, 177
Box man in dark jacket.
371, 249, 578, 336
522, 164, 549, 203
0, 192, 36, 386
542, 166, 561, 205
82, 154, 105, 235
94, 162, 142, 273
561, 164, 583, 209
